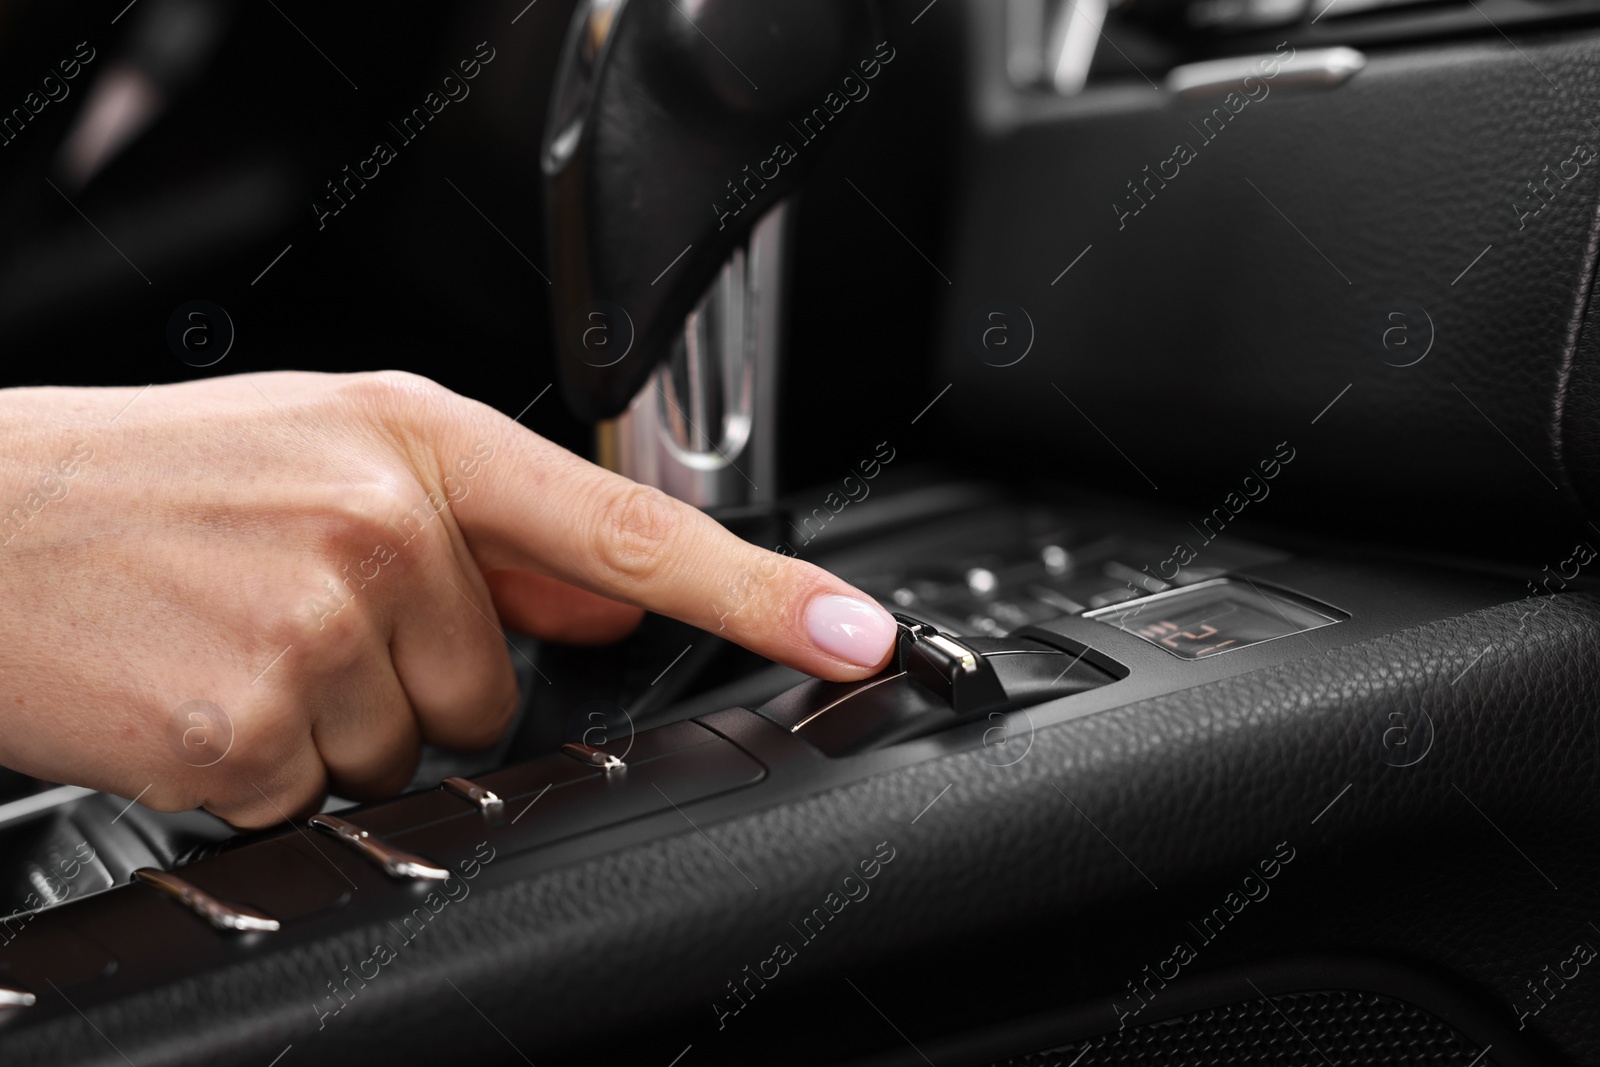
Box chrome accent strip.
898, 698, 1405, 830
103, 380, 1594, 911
308, 814, 451, 881
0, 986, 36, 1008
0, 785, 95, 831
561, 742, 626, 771
921, 633, 980, 673
132, 868, 281, 933
1083, 575, 1235, 619
791, 671, 908, 733
1166, 47, 1364, 99
441, 776, 503, 812
980, 648, 1070, 657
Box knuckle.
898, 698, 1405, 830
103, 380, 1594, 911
476, 678, 521, 747
313, 481, 412, 557
340, 369, 449, 413
280, 597, 376, 677
336, 724, 422, 799
424, 674, 519, 753
592, 484, 681, 584
258, 481, 430, 656
226, 698, 303, 774
368, 747, 421, 797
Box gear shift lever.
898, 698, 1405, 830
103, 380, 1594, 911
543, 0, 882, 509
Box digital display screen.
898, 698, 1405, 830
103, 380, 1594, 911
1085, 578, 1342, 659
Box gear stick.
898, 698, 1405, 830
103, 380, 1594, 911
543, 0, 883, 510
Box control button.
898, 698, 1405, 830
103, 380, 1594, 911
758, 622, 1120, 757
1102, 560, 1169, 595
1026, 584, 1084, 615
131, 868, 281, 933
791, 671, 907, 732
975, 639, 1110, 705
964, 567, 998, 596
0, 985, 35, 1008
893, 614, 1009, 713
797, 670, 948, 755
308, 814, 451, 881
561, 742, 626, 772
442, 776, 503, 812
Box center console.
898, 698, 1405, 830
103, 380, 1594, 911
0, 481, 1530, 1057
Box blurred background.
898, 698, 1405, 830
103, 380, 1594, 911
0, 0, 960, 491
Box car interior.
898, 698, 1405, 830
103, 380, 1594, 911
3, 0, 1600, 1063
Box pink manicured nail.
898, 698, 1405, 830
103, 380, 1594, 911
805, 595, 896, 668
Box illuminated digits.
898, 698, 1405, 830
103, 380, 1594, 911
1161, 623, 1218, 648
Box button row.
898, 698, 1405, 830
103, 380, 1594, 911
112, 721, 748, 943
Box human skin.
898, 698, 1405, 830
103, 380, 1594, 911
0, 370, 897, 828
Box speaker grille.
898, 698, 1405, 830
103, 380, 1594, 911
982, 990, 1494, 1066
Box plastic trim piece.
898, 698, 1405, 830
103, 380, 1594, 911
131, 869, 280, 934
441, 776, 503, 813
307, 814, 450, 881
0, 987, 35, 1009
560, 742, 626, 772
1166, 46, 1365, 98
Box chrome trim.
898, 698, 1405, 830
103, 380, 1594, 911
791, 671, 908, 733
0, 986, 36, 1008
441, 776, 503, 812
561, 742, 626, 771
599, 200, 788, 510
1083, 575, 1236, 619
1166, 47, 1365, 99
308, 814, 451, 881
980, 648, 1070, 657
921, 632, 980, 673
1007, 0, 1109, 95
0, 785, 95, 831
132, 868, 281, 933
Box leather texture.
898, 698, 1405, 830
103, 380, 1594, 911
5, 591, 1599, 1066
935, 24, 1600, 554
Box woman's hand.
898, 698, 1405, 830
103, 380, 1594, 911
0, 371, 897, 827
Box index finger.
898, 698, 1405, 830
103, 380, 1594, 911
435, 393, 898, 682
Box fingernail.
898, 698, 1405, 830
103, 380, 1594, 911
806, 594, 896, 668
